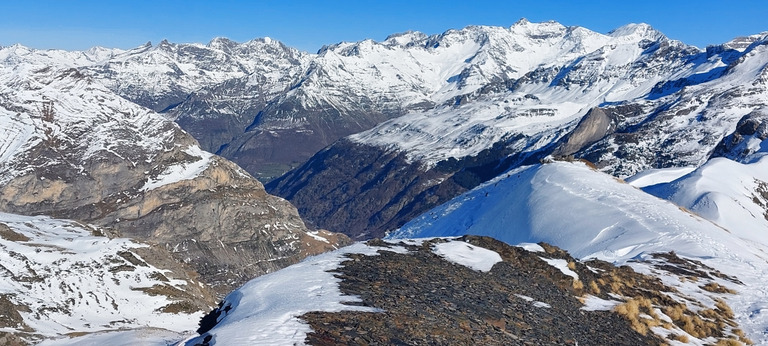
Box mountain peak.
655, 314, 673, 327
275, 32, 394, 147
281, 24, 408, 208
608, 23, 664, 40
508, 19, 568, 39
208, 36, 239, 50
513, 17, 530, 26
384, 30, 428, 47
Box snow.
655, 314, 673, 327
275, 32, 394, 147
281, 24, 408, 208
517, 242, 545, 253
514, 294, 551, 308
0, 213, 201, 340
0, 49, 184, 184
626, 166, 697, 188
181, 242, 385, 346
140, 146, 213, 191
540, 258, 579, 280
38, 328, 185, 346
432, 240, 502, 272
344, 21, 701, 167
580, 295, 622, 312
645, 151, 768, 246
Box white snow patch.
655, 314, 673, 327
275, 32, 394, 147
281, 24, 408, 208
306, 231, 330, 243
515, 294, 535, 302
580, 295, 622, 311
39, 328, 185, 346
140, 146, 213, 191
517, 242, 545, 252
626, 166, 697, 188
514, 294, 551, 308
540, 257, 579, 280
432, 240, 502, 272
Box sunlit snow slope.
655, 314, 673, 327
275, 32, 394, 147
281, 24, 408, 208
388, 160, 768, 344
642, 144, 768, 250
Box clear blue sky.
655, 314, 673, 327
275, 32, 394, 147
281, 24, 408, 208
1, 0, 766, 52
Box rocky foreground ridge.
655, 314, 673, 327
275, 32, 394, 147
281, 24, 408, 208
191, 236, 750, 346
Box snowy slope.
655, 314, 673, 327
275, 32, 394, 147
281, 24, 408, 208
348, 22, 701, 168
642, 143, 768, 248
0, 213, 207, 343
388, 161, 768, 343
0, 51, 182, 185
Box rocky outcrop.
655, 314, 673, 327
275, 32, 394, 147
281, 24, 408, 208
0, 63, 349, 295
552, 107, 619, 157
293, 236, 745, 345
710, 110, 768, 162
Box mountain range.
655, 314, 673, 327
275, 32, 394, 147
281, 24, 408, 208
2, 19, 768, 345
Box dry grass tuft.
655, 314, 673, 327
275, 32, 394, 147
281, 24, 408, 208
614, 297, 660, 335
715, 299, 735, 319
588, 280, 601, 294
714, 339, 744, 346
567, 261, 576, 270
701, 282, 737, 294
668, 333, 689, 343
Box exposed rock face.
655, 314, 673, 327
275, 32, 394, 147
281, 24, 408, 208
0, 57, 349, 295
710, 110, 768, 161
552, 107, 618, 157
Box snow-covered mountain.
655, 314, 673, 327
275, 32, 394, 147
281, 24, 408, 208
0, 43, 348, 299
268, 23, 768, 239
638, 127, 768, 248
0, 212, 215, 344
6, 21, 762, 185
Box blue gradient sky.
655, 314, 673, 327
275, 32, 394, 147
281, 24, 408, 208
1, 0, 765, 52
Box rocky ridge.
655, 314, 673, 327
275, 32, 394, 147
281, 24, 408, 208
192, 236, 749, 345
